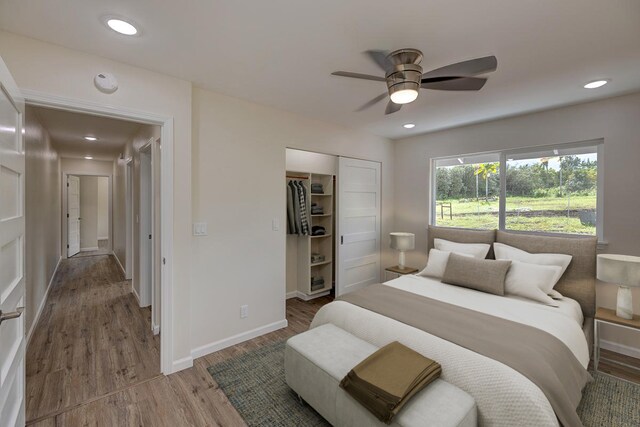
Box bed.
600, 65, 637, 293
310, 226, 597, 426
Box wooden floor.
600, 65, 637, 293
71, 239, 111, 258
26, 253, 331, 426
26, 255, 639, 426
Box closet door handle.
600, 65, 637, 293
340, 235, 344, 245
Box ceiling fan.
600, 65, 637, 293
332, 49, 497, 114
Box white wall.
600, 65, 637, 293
394, 92, 640, 352
97, 177, 109, 240
79, 176, 98, 250
0, 31, 193, 369
24, 106, 60, 338
191, 87, 395, 354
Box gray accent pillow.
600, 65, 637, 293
442, 253, 511, 296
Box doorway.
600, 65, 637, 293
67, 175, 111, 258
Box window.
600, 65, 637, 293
432, 141, 601, 237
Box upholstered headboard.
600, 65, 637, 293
426, 225, 597, 317
495, 231, 597, 317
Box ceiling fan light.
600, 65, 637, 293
390, 89, 418, 105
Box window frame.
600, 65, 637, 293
429, 139, 604, 241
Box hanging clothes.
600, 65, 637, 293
287, 179, 310, 235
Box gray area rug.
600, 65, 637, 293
208, 340, 640, 427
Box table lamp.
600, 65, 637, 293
597, 254, 640, 319
390, 232, 415, 269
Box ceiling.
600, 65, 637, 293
29, 106, 142, 160
3, 1, 640, 139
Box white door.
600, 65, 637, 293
67, 175, 80, 257
336, 157, 381, 296
0, 56, 26, 427
139, 148, 152, 307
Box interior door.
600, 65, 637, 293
0, 56, 26, 427
67, 175, 80, 257
139, 148, 152, 307
336, 157, 381, 296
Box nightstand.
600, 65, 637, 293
594, 307, 640, 372
384, 265, 419, 281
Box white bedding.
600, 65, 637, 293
310, 275, 591, 426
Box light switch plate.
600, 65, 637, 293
193, 222, 208, 236
272, 218, 280, 231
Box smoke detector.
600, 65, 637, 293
94, 73, 118, 94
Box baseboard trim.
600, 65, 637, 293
600, 339, 640, 359
112, 251, 126, 276
80, 246, 99, 252
27, 256, 62, 345
285, 291, 298, 300
191, 319, 288, 360
171, 355, 194, 373
132, 285, 141, 306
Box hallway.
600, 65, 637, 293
25, 255, 160, 423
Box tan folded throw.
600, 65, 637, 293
339, 341, 442, 424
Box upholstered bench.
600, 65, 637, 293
285, 324, 477, 427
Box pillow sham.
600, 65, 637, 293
493, 242, 572, 286
504, 261, 562, 306
434, 238, 491, 259
442, 253, 511, 296
418, 249, 473, 279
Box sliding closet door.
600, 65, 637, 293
336, 157, 381, 296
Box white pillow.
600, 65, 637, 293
493, 242, 572, 286
434, 238, 491, 259
418, 249, 473, 279
548, 289, 564, 300
505, 261, 562, 306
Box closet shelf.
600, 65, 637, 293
310, 234, 332, 239
311, 193, 332, 196
310, 259, 332, 267
311, 213, 332, 217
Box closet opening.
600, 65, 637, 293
286, 149, 337, 301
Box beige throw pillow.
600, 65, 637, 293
442, 253, 511, 296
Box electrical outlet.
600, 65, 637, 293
240, 305, 249, 319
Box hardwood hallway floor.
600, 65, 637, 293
27, 252, 332, 426
26, 255, 161, 424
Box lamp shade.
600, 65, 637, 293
390, 232, 415, 251
597, 254, 640, 287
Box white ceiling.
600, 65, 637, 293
4, 1, 640, 139
29, 106, 142, 160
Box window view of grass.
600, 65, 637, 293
434, 154, 597, 235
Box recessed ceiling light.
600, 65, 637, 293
584, 79, 609, 89
84, 156, 94, 160
84, 136, 98, 141
106, 18, 138, 36
403, 123, 416, 129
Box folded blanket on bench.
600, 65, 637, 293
339, 341, 441, 424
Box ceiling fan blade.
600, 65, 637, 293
385, 100, 402, 115
422, 56, 497, 79
356, 93, 389, 111
365, 50, 392, 73
421, 76, 487, 91
331, 71, 386, 82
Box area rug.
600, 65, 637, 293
208, 340, 640, 427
